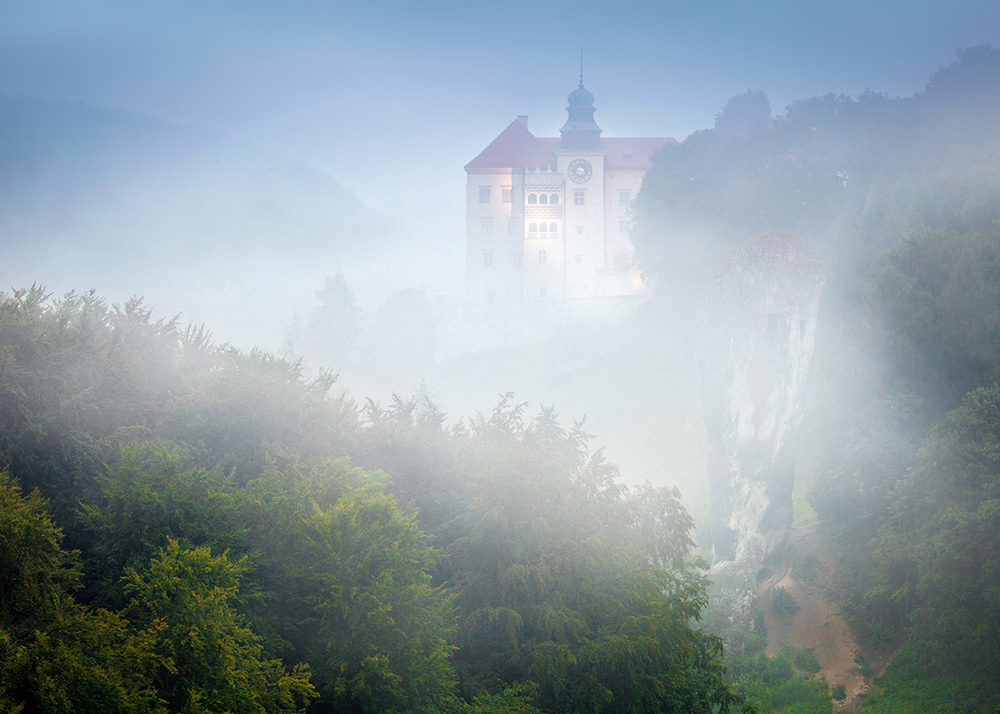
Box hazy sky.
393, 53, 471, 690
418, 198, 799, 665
2, 0, 998, 204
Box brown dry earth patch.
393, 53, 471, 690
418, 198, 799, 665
757, 526, 892, 712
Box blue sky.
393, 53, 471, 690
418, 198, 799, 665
2, 0, 998, 203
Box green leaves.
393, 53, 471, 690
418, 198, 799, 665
123, 539, 316, 714
0, 471, 80, 629
729, 649, 831, 714
295, 490, 457, 714
0, 472, 162, 714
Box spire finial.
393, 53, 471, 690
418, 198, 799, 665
579, 48, 584, 87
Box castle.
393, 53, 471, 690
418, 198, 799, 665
464, 79, 675, 304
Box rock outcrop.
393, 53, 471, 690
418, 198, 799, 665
700, 230, 824, 648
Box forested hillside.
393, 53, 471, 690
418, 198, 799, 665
633, 46, 1000, 713
0, 287, 742, 714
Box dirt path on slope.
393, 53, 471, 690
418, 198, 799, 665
757, 526, 882, 712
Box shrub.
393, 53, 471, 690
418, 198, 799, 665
782, 646, 821, 675
772, 586, 800, 615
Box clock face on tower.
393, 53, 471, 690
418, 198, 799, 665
568, 159, 593, 183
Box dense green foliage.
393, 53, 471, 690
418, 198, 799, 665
633, 46, 1000, 713
357, 395, 739, 714
123, 539, 315, 714
729, 648, 830, 714
820, 385, 1000, 712
0, 287, 740, 713
0, 472, 163, 714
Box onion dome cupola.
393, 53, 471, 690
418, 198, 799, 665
559, 78, 603, 150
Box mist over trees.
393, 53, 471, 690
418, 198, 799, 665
634, 46, 1000, 289
633, 46, 1000, 712
0, 94, 464, 352
303, 271, 363, 367
0, 286, 740, 713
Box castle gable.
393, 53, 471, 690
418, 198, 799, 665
464, 120, 559, 172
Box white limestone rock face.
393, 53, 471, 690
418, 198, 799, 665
700, 231, 823, 647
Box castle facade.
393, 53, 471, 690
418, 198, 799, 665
464, 81, 675, 304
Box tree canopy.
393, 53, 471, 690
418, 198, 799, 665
0, 286, 742, 714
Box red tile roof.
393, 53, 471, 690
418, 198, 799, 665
464, 120, 559, 171
464, 119, 676, 172
602, 137, 678, 168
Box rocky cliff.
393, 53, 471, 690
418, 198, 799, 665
700, 230, 824, 648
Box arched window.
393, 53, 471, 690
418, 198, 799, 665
539, 193, 548, 205
539, 223, 548, 233
550, 194, 559, 204
614, 251, 631, 273
528, 194, 537, 204
549, 223, 558, 234
528, 223, 538, 233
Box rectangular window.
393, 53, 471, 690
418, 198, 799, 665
573, 191, 585, 206
479, 187, 491, 203
575, 254, 583, 263
619, 219, 627, 234
502, 187, 512, 203
510, 250, 522, 266
538, 250, 547, 264
481, 217, 493, 235
483, 250, 493, 267
576, 226, 584, 235
507, 218, 520, 235
619, 190, 630, 206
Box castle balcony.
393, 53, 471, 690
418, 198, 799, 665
525, 205, 563, 220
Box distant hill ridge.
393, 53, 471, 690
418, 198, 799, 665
0, 93, 386, 258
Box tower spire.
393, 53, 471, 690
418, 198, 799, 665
560, 57, 602, 149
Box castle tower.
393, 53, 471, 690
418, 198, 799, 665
559, 80, 603, 149
555, 80, 606, 299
